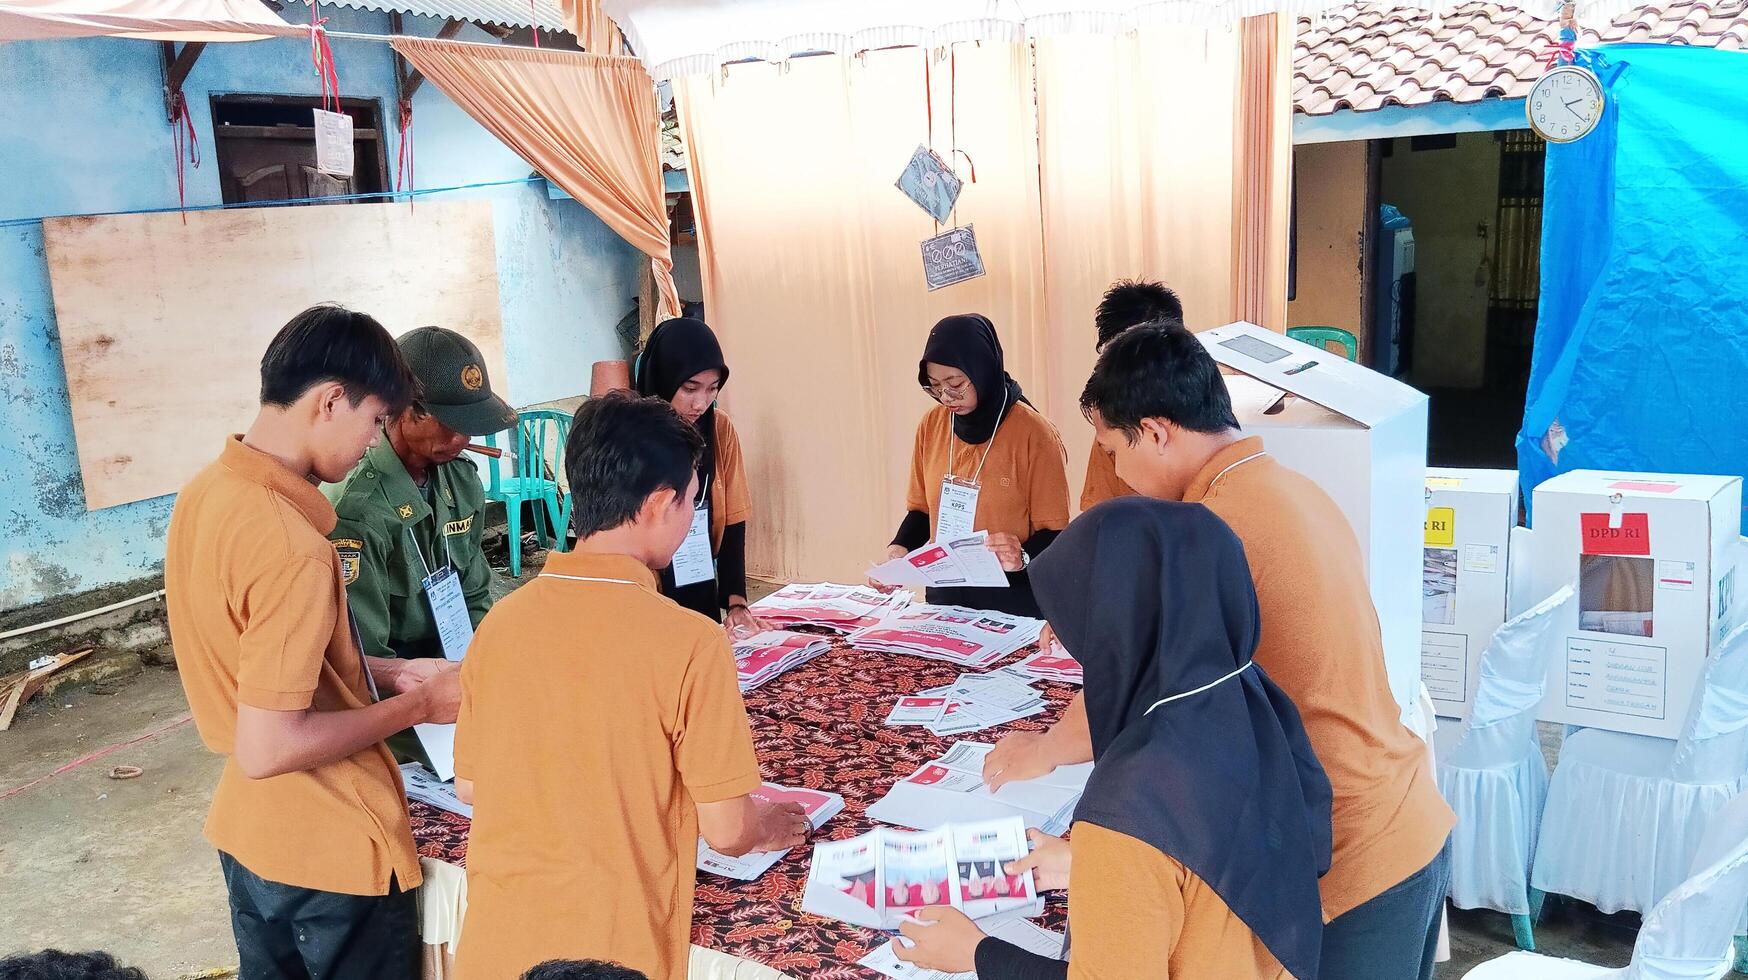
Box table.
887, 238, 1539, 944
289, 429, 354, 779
409, 636, 1074, 979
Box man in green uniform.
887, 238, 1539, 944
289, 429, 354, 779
325, 326, 516, 768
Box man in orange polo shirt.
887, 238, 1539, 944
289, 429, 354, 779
451, 393, 809, 980
1076, 279, 1183, 512
985, 321, 1455, 979
166, 305, 461, 980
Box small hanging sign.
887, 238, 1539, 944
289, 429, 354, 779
920, 224, 985, 291
313, 108, 354, 178
896, 144, 963, 223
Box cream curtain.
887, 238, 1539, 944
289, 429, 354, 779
677, 26, 1290, 584
0, 0, 300, 41
392, 39, 678, 318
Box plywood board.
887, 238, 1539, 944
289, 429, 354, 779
43, 201, 506, 510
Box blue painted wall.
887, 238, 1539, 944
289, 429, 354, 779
0, 15, 643, 611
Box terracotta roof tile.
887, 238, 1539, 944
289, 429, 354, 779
1295, 0, 1748, 114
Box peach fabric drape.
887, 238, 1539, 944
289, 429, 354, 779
561, 0, 621, 53
676, 26, 1290, 584
392, 39, 677, 317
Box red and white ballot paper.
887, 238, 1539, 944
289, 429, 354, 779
1004, 648, 1083, 686
800, 816, 1043, 930
867, 741, 1090, 837
732, 630, 833, 692
849, 605, 1043, 670
750, 583, 912, 633
696, 783, 846, 881
868, 532, 1009, 590
887, 671, 1047, 736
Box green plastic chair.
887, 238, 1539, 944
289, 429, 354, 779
1286, 326, 1359, 362
484, 409, 573, 578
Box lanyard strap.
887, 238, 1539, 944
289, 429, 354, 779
1143, 661, 1254, 715
947, 386, 1009, 485
404, 522, 454, 580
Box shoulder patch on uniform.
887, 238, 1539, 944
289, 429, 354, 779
443, 515, 474, 536
397, 504, 415, 520
334, 540, 364, 585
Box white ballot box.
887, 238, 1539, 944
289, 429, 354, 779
1421, 468, 1520, 720
1200, 322, 1430, 716
1528, 470, 1741, 738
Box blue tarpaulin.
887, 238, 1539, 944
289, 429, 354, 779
1518, 44, 1748, 526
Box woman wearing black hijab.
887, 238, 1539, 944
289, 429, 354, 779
632, 317, 768, 632
893, 498, 1334, 980
871, 314, 1071, 618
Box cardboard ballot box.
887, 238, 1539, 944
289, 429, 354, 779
1421, 468, 1519, 720
1199, 322, 1430, 716
1528, 470, 1742, 739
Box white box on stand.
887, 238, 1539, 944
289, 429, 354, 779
1421, 468, 1519, 720
1527, 470, 1741, 738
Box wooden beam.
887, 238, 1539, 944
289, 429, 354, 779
159, 40, 207, 122
396, 18, 465, 105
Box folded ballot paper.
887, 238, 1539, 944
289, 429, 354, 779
869, 533, 1009, 590
697, 783, 846, 881
733, 630, 833, 692
1005, 648, 1083, 686
850, 606, 1043, 670
860, 918, 1065, 980
867, 741, 1090, 836
887, 672, 1047, 736
801, 817, 1043, 930
400, 762, 471, 818
751, 583, 913, 633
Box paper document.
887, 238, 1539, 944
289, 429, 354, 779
889, 673, 1046, 736
751, 583, 913, 633
733, 630, 833, 692
697, 783, 845, 881
399, 762, 471, 818
850, 605, 1043, 669
870, 533, 1008, 589
860, 918, 1065, 980
1007, 649, 1083, 685
801, 817, 1040, 930
867, 741, 1091, 836
414, 723, 457, 782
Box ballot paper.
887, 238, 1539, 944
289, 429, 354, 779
921, 225, 985, 291
895, 145, 964, 223
414, 722, 458, 782
801, 817, 1040, 930
1008, 649, 1084, 685
886, 695, 951, 726
889, 673, 1046, 736
733, 630, 833, 692
697, 783, 846, 881
869, 533, 1008, 590
751, 583, 913, 633
860, 918, 1066, 980
850, 605, 1043, 669
866, 741, 1091, 836
399, 762, 471, 818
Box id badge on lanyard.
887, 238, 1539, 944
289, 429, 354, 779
937, 475, 980, 543
408, 525, 475, 662
671, 497, 716, 588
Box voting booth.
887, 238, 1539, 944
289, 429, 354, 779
1421, 468, 1520, 720
1527, 470, 1742, 739
1199, 322, 1430, 715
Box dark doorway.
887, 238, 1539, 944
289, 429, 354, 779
210, 94, 389, 204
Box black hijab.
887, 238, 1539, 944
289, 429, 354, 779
634, 317, 728, 495
1029, 498, 1333, 980
917, 314, 1029, 445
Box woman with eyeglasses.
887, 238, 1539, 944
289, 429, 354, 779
632, 317, 770, 634
871, 314, 1070, 618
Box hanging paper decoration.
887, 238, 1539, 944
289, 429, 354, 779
920, 224, 985, 291
309, 4, 353, 179
896, 145, 962, 223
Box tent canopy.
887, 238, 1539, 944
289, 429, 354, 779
0, 0, 301, 42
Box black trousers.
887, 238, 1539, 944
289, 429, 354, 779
219, 852, 419, 980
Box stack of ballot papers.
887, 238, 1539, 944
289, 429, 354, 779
400, 763, 471, 818
860, 918, 1065, 980
1005, 649, 1083, 685
867, 741, 1091, 836
751, 583, 913, 633
869, 533, 1009, 589
886, 671, 1047, 736
733, 630, 833, 692
801, 817, 1043, 929
850, 606, 1043, 669
697, 783, 845, 880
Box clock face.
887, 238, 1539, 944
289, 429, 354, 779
1527, 66, 1605, 143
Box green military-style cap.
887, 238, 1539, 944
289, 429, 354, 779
397, 326, 518, 437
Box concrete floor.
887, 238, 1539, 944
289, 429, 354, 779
0, 559, 1680, 979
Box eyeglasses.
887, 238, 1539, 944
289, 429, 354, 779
923, 378, 973, 400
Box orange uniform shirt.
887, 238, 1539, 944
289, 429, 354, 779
1186, 437, 1455, 919
708, 410, 751, 549
165, 436, 421, 895
905, 402, 1071, 543
452, 551, 763, 980
1067, 822, 1289, 980
1079, 440, 1138, 512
